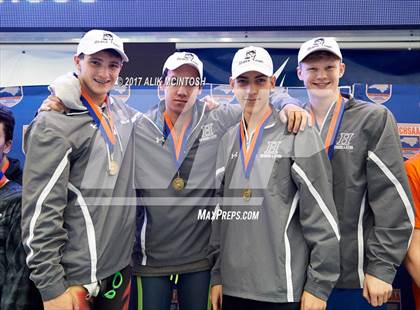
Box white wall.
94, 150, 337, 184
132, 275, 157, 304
0, 44, 75, 87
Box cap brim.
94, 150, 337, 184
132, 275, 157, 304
165, 62, 202, 78
299, 47, 341, 63
77, 45, 129, 62
231, 64, 273, 79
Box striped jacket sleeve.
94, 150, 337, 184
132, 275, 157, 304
365, 108, 415, 284
291, 127, 340, 301
21, 114, 72, 301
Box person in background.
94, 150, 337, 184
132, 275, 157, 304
403, 153, 420, 309
3, 155, 22, 185
0, 106, 43, 310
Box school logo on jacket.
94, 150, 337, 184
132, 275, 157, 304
0, 86, 23, 108
200, 123, 217, 142
335, 133, 354, 150
155, 136, 165, 144
260, 141, 282, 158
366, 84, 392, 104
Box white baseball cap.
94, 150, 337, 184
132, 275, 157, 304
163, 52, 203, 79
76, 29, 129, 62
298, 37, 342, 63
231, 46, 273, 79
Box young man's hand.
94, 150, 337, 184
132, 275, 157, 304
300, 291, 326, 310
43, 285, 89, 310
202, 95, 220, 111
280, 104, 312, 133
43, 290, 78, 310
38, 95, 68, 114
363, 273, 393, 307
210, 284, 223, 310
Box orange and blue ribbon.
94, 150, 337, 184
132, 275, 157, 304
0, 157, 10, 188
80, 89, 116, 153
238, 108, 272, 179
311, 95, 345, 160
163, 112, 192, 170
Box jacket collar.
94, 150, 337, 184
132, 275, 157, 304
150, 99, 207, 134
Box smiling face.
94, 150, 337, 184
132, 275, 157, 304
0, 108, 14, 164
161, 64, 201, 118
230, 71, 275, 120
297, 52, 345, 101
74, 50, 123, 104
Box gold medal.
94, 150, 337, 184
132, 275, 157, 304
172, 176, 185, 191
243, 188, 252, 201
108, 160, 119, 176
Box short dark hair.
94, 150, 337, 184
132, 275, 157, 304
78, 49, 123, 61
0, 106, 15, 142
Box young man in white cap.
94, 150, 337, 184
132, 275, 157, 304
210, 46, 340, 310
130, 51, 223, 310
22, 29, 136, 310
296, 37, 414, 309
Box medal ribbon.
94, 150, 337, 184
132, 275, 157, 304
0, 157, 10, 188
80, 89, 116, 153
163, 112, 192, 170
239, 108, 272, 179
310, 94, 345, 160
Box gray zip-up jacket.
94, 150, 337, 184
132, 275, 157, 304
313, 95, 415, 288
210, 109, 340, 302
132, 100, 242, 274
21, 74, 137, 301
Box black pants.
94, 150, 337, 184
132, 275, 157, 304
129, 270, 210, 310
93, 265, 132, 310
74, 265, 132, 310
223, 295, 300, 310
